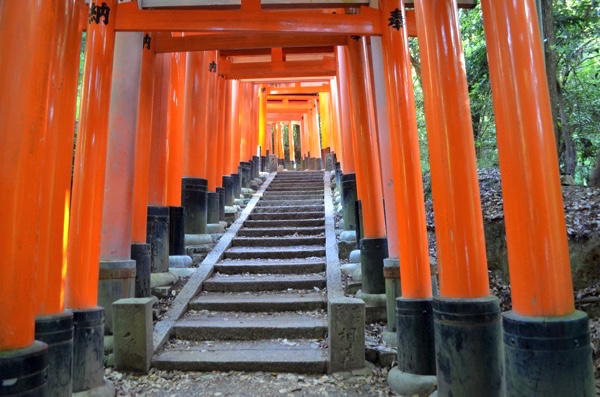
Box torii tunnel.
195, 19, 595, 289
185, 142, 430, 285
0, 0, 595, 396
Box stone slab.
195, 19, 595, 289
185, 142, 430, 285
150, 272, 177, 288
328, 297, 365, 372
231, 236, 326, 247
202, 274, 326, 292
189, 291, 326, 312
175, 314, 327, 341
153, 340, 327, 373
387, 367, 437, 397
113, 298, 153, 373
184, 234, 212, 246
349, 249, 361, 263
206, 223, 225, 234
237, 227, 325, 238
215, 259, 325, 274
168, 255, 193, 268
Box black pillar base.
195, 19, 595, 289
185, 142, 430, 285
231, 173, 241, 198
433, 296, 504, 397
169, 206, 185, 256
146, 205, 170, 272
396, 298, 436, 375
341, 173, 357, 231
335, 163, 342, 194
35, 312, 73, 397
252, 156, 259, 178
71, 307, 105, 393
359, 237, 388, 294
355, 200, 363, 247
0, 341, 48, 396
241, 162, 251, 188
222, 176, 234, 206
503, 310, 595, 397
131, 243, 151, 297
181, 177, 208, 235
216, 187, 225, 221
261, 155, 267, 172
207, 192, 220, 224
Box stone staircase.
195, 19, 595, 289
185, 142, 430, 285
154, 172, 329, 373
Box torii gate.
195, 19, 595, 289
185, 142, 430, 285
0, 1, 593, 396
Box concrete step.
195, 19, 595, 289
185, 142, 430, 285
202, 274, 326, 292
256, 200, 324, 207
189, 291, 326, 312
215, 259, 326, 274
231, 236, 326, 247
224, 245, 325, 260
153, 339, 327, 373
267, 185, 324, 191
237, 227, 325, 237
253, 205, 324, 213
243, 219, 325, 228
174, 312, 327, 341
261, 195, 324, 201
248, 212, 324, 221
265, 190, 324, 195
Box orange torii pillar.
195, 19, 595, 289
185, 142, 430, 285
230, 80, 242, 199
182, 52, 209, 237
378, 0, 436, 382
131, 32, 156, 299
311, 100, 323, 170
415, 0, 502, 394
319, 92, 335, 170
335, 46, 359, 232
482, 1, 595, 394
65, 0, 118, 393
274, 122, 281, 160
98, 31, 143, 336
215, 75, 227, 221
0, 1, 75, 393
346, 37, 389, 295
166, 49, 188, 255
222, 79, 236, 206
251, 84, 261, 179
146, 53, 171, 273
32, 0, 83, 394
369, 29, 405, 337
205, 51, 223, 228
289, 122, 296, 168
258, 85, 268, 171
300, 117, 307, 169
239, 82, 252, 189
330, 77, 344, 169
224, 79, 242, 201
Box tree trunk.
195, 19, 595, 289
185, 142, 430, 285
557, 82, 577, 176
590, 152, 600, 187
542, 0, 562, 154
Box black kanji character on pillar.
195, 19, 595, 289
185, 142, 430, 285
89, 2, 111, 25
209, 61, 217, 73
388, 8, 403, 30
143, 34, 152, 50
350, 35, 361, 41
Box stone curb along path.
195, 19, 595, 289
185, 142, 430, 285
151, 171, 365, 374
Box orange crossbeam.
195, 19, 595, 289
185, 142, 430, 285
155, 33, 347, 53
267, 103, 313, 111
220, 58, 336, 79
268, 84, 330, 95
115, 6, 383, 35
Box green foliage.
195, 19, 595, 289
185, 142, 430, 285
552, 0, 600, 184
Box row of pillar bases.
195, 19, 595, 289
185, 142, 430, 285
0, 165, 252, 396
335, 168, 595, 396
